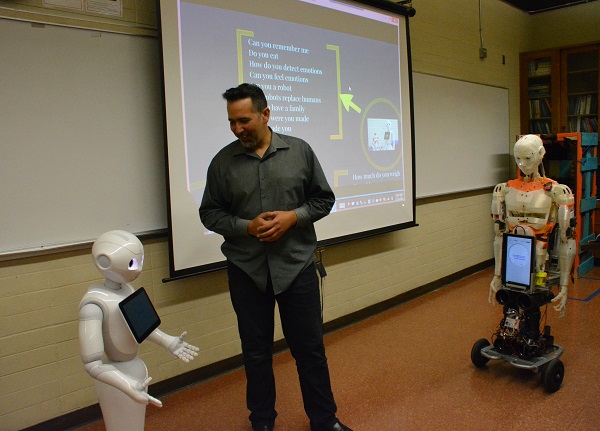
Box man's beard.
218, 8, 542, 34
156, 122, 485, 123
239, 137, 259, 150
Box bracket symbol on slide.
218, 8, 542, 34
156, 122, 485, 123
327, 44, 363, 140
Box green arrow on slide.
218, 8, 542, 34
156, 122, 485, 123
339, 94, 362, 113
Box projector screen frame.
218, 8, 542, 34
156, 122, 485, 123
158, 0, 418, 281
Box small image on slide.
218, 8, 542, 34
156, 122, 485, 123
367, 118, 398, 151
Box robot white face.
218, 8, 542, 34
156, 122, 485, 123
92, 230, 144, 284
514, 135, 545, 176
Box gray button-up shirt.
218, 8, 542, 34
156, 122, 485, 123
199, 131, 335, 294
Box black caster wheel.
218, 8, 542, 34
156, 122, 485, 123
471, 338, 490, 368
541, 358, 564, 393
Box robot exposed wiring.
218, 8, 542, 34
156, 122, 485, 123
79, 230, 199, 430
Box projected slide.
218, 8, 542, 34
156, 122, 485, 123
180, 2, 405, 210
159, 0, 415, 276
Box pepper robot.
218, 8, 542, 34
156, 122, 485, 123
79, 230, 199, 430
471, 134, 576, 392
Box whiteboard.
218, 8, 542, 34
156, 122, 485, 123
413, 73, 510, 198
0, 18, 166, 255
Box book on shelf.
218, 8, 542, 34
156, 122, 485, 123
528, 83, 551, 98
530, 120, 551, 134
568, 94, 598, 115
528, 60, 551, 77
528, 98, 552, 118
568, 116, 599, 133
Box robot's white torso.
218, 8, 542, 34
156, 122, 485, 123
492, 177, 573, 235
503, 181, 554, 231
80, 283, 138, 362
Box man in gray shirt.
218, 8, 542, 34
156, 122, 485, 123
200, 83, 351, 431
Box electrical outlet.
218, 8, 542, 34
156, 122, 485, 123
479, 47, 488, 59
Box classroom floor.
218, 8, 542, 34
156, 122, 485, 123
74, 266, 600, 431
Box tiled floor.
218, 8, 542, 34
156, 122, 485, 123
75, 266, 600, 430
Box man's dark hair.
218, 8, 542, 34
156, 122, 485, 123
222, 83, 268, 113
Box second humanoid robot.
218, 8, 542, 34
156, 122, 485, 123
472, 135, 576, 392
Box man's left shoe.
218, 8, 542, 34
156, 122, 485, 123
330, 422, 353, 431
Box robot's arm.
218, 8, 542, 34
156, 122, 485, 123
489, 183, 507, 303
550, 183, 576, 317
551, 184, 575, 242
491, 183, 507, 225
146, 329, 199, 362
79, 303, 162, 407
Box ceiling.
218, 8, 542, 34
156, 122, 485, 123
501, 0, 597, 14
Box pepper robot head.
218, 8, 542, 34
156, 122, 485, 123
92, 230, 144, 284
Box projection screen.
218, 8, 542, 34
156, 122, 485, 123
158, 0, 416, 279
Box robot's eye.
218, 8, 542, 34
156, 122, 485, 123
128, 258, 139, 271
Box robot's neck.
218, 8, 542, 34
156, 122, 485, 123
103, 279, 122, 290
521, 173, 541, 182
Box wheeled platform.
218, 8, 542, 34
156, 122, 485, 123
471, 338, 565, 393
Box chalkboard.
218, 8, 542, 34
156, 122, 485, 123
0, 18, 166, 256
413, 72, 510, 198
0, 18, 510, 256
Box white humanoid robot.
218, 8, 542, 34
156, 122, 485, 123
79, 230, 199, 431
471, 135, 577, 392
490, 134, 576, 319
383, 120, 395, 150
471, 135, 575, 392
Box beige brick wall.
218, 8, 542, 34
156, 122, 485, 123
1, 0, 598, 429
0, 193, 494, 430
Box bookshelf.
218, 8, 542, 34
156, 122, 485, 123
561, 45, 599, 134
520, 50, 560, 134
520, 43, 599, 136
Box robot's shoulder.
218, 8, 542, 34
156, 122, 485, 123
550, 183, 574, 205
550, 182, 572, 193
493, 182, 507, 194
79, 284, 133, 311
80, 285, 110, 312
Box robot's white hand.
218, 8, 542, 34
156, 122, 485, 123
89, 362, 163, 407
489, 275, 501, 305
168, 331, 200, 363
140, 377, 163, 407
551, 285, 568, 318
121, 374, 163, 407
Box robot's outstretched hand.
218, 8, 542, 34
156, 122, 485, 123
551, 285, 567, 318
168, 331, 200, 363
488, 275, 501, 305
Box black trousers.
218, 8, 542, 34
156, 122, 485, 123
227, 262, 338, 429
